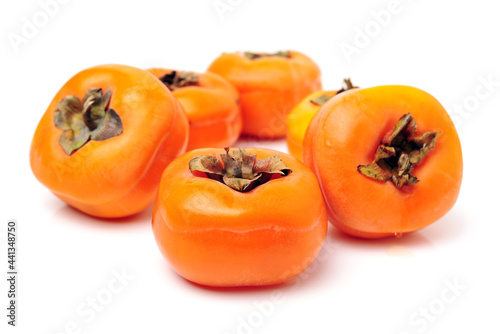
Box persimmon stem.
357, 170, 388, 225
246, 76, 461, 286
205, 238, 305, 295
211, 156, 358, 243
54, 88, 123, 155
189, 148, 292, 192
357, 113, 439, 188
159, 71, 200, 90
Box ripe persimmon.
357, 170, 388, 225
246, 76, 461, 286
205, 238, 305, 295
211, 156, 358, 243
30, 64, 189, 218
152, 147, 327, 286
303, 85, 463, 238
207, 50, 322, 138
286, 79, 357, 161
147, 69, 241, 150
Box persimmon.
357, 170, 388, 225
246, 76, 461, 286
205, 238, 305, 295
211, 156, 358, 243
152, 147, 327, 287
303, 85, 463, 238
30, 64, 189, 218
286, 79, 357, 161
147, 68, 241, 150
207, 50, 322, 138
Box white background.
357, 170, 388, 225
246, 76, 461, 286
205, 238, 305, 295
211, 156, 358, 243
1, 0, 499, 333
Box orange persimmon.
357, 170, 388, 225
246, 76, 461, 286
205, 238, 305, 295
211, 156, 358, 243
147, 69, 241, 150
286, 79, 357, 161
30, 64, 189, 218
207, 50, 322, 138
152, 147, 327, 287
303, 85, 463, 238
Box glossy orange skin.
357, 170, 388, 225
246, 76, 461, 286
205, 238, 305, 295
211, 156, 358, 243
30, 64, 189, 218
286, 90, 339, 162
152, 148, 328, 287
303, 86, 463, 238
147, 69, 241, 150
207, 51, 322, 138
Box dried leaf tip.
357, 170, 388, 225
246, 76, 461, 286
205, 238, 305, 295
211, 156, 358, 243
189, 147, 292, 192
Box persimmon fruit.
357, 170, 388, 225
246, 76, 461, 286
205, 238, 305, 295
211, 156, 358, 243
30, 64, 189, 218
303, 85, 463, 238
147, 69, 241, 150
207, 50, 322, 138
152, 147, 327, 286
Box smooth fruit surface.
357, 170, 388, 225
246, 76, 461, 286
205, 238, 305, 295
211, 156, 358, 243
286, 90, 339, 161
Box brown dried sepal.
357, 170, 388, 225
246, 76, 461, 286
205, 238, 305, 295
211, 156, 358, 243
357, 113, 439, 188
310, 78, 359, 106
159, 71, 200, 90
243, 51, 291, 60
54, 88, 123, 155
310, 94, 333, 106
189, 147, 292, 192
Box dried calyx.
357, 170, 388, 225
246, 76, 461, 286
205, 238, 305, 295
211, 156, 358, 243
159, 71, 200, 90
310, 78, 358, 106
54, 88, 123, 155
189, 147, 292, 192
243, 51, 291, 60
357, 113, 440, 188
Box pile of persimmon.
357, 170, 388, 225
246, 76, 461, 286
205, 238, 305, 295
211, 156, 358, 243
30, 51, 464, 289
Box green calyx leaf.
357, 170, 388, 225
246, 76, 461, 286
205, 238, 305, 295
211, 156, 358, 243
189, 147, 292, 192
357, 113, 440, 188
159, 71, 200, 90
54, 88, 123, 155
243, 51, 291, 60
